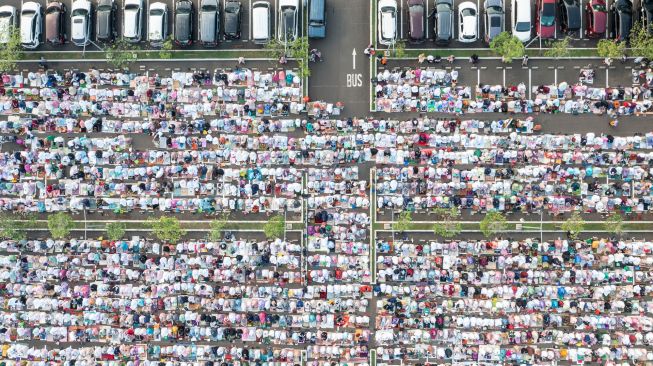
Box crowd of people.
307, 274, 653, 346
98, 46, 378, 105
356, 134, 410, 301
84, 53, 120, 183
1, 63, 653, 366
374, 67, 653, 115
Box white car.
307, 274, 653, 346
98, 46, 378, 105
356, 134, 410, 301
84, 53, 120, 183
148, 2, 168, 46
458, 1, 478, 42
378, 0, 397, 45
123, 0, 143, 42
511, 0, 532, 42
20, 2, 42, 49
71, 0, 92, 46
277, 0, 298, 45
0, 6, 17, 44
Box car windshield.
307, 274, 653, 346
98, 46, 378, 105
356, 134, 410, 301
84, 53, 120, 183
436, 4, 451, 12
380, 6, 394, 12
592, 4, 606, 11
541, 3, 555, 25
490, 15, 501, 26
226, 3, 238, 12
201, 4, 216, 11
487, 5, 502, 13
72, 9, 87, 16
73, 18, 83, 23
516, 21, 529, 31
462, 8, 475, 16
151, 8, 164, 15
125, 4, 139, 10
0, 11, 12, 17
21, 11, 35, 17
98, 4, 112, 11
177, 5, 190, 13
46, 6, 60, 14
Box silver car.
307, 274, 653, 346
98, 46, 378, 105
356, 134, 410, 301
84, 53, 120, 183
484, 0, 504, 43
199, 0, 219, 45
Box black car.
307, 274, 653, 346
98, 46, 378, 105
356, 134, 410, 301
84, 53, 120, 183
175, 0, 193, 45
641, 0, 653, 33
611, 0, 632, 41
559, 0, 581, 33
96, 0, 117, 41
223, 0, 242, 39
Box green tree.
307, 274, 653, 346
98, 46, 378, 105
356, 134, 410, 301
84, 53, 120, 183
392, 211, 413, 233
0, 213, 35, 241
604, 213, 624, 236
149, 216, 186, 243
0, 26, 22, 73
561, 211, 586, 239
264, 215, 286, 240
597, 39, 626, 60
159, 36, 174, 59
490, 31, 525, 63
432, 207, 462, 238
48, 212, 75, 239
265, 39, 286, 61
106, 38, 138, 69
629, 22, 653, 59
544, 37, 572, 59
289, 36, 311, 78
105, 222, 127, 241
480, 211, 508, 238
209, 214, 229, 241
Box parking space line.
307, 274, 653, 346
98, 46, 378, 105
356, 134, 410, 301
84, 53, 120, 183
528, 68, 533, 99
554, 68, 557, 84
579, 0, 583, 38
400, 0, 404, 39
477, 68, 480, 84
425, 0, 429, 39
606, 68, 608, 87
503, 68, 505, 85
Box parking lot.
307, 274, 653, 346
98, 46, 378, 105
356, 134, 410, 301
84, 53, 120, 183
376, 0, 647, 51
6, 0, 304, 51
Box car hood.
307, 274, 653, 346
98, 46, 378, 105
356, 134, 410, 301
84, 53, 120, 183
224, 11, 238, 33
96, 10, 112, 37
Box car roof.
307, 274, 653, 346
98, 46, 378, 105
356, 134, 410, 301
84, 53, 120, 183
485, 0, 503, 8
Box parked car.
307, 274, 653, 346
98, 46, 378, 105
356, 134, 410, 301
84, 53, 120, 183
610, 0, 632, 41
277, 0, 298, 44
148, 2, 168, 46
559, 0, 581, 33
224, 0, 242, 39
535, 0, 556, 38
96, 0, 117, 41
641, 0, 653, 33
251, 0, 270, 43
199, 0, 219, 45
585, 0, 607, 37
378, 0, 397, 45
511, 0, 531, 42
483, 0, 504, 43
174, 0, 193, 45
21, 2, 42, 49
45, 2, 66, 44
123, 0, 143, 42
458, 2, 477, 42
407, 0, 425, 43
71, 0, 92, 46
308, 0, 326, 38
434, 0, 453, 45
0, 6, 17, 44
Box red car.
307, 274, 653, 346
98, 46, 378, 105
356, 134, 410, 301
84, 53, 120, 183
536, 0, 556, 38
585, 0, 607, 37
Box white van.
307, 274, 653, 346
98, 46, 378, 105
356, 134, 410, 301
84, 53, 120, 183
252, 1, 270, 43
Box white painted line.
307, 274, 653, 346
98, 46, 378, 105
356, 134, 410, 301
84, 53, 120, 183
606, 67, 609, 87
554, 67, 557, 84
579, 0, 583, 38
425, 0, 430, 39
400, 0, 404, 39
503, 68, 506, 85
528, 67, 532, 99
477, 67, 480, 84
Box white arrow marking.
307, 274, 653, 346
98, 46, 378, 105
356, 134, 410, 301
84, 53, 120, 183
352, 49, 357, 70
